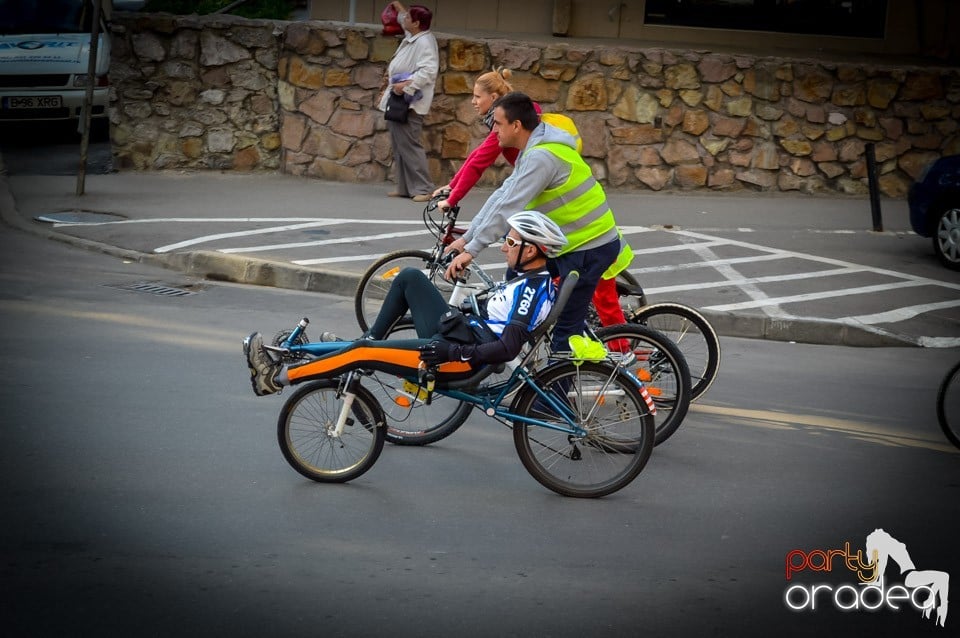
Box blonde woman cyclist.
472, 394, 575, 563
434, 67, 542, 212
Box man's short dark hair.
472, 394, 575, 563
493, 92, 540, 131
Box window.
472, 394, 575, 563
644, 0, 888, 39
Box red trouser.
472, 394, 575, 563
592, 276, 631, 353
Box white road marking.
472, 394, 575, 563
155, 220, 347, 253
143, 217, 958, 340
50, 216, 427, 226
629, 253, 789, 274
217, 229, 432, 254
704, 280, 928, 312
846, 299, 960, 325
643, 267, 865, 295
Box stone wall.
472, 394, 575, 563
109, 13, 960, 198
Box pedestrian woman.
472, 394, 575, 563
379, 2, 438, 203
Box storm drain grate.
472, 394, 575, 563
105, 282, 198, 297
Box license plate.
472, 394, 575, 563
3, 96, 63, 109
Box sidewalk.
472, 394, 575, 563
1, 161, 958, 348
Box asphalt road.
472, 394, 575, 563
1, 225, 957, 637
0, 119, 112, 176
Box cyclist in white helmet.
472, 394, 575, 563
243, 212, 566, 396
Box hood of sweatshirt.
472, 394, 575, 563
525, 121, 578, 153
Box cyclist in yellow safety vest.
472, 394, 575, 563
444, 91, 623, 351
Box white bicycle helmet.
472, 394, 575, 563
507, 211, 567, 257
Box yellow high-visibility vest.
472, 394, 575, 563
525, 142, 616, 255
602, 234, 634, 279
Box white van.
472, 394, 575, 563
0, 0, 111, 122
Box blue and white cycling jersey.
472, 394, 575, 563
482, 270, 555, 336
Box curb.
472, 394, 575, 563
0, 168, 918, 348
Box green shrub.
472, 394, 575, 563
141, 0, 296, 20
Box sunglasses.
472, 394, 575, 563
503, 236, 525, 248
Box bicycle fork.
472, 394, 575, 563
330, 370, 360, 438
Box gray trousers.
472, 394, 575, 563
386, 112, 434, 197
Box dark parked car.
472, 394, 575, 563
908, 154, 960, 271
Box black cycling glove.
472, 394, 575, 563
419, 340, 454, 366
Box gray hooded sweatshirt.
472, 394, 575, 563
462, 122, 618, 257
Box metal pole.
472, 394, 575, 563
865, 142, 883, 232
349, 0, 356, 24
76, 0, 102, 196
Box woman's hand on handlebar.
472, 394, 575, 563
444, 250, 473, 282
443, 237, 466, 256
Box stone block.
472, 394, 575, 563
132, 32, 166, 62
831, 85, 866, 106
324, 69, 352, 87
793, 65, 833, 103
712, 114, 746, 137
328, 109, 376, 138
448, 40, 488, 72
726, 96, 752, 117
682, 110, 709, 135
878, 173, 910, 198
720, 80, 743, 97
817, 161, 844, 178
207, 128, 235, 152
755, 103, 783, 121
900, 73, 944, 100
233, 145, 260, 169
180, 136, 203, 158
298, 91, 336, 124
369, 37, 398, 63
200, 30, 251, 66
838, 138, 866, 162
699, 135, 729, 156
790, 157, 817, 176
280, 112, 307, 151
284, 23, 326, 56
752, 142, 781, 168
440, 123, 471, 158
509, 73, 560, 103
735, 169, 777, 188
744, 64, 782, 101
678, 90, 702, 107
772, 117, 799, 137
488, 43, 541, 71
837, 177, 868, 195
287, 56, 323, 89
609, 124, 663, 145
344, 31, 369, 61
698, 56, 737, 83
660, 139, 700, 165
708, 168, 736, 187
612, 86, 657, 122
636, 166, 672, 190
920, 104, 951, 120
675, 164, 707, 187
442, 73, 473, 95
703, 85, 724, 112
664, 63, 699, 90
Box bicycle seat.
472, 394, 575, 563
615, 281, 645, 298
